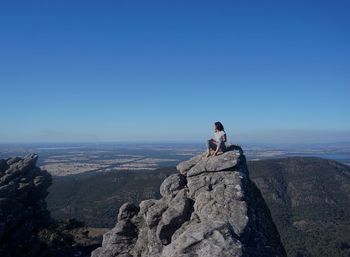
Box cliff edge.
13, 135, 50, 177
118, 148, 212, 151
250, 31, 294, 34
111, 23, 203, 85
0, 154, 104, 257
91, 146, 287, 257
0, 154, 52, 257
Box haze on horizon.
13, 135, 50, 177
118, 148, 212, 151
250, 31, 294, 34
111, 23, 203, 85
0, 1, 349, 144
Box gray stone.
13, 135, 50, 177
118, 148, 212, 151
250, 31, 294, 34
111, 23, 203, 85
187, 171, 245, 199
159, 173, 186, 197
145, 199, 168, 228
6, 157, 21, 165
187, 150, 240, 177
156, 189, 192, 244
0, 183, 16, 198
91, 147, 287, 257
118, 202, 140, 222
176, 153, 204, 174
161, 221, 243, 257
0, 160, 8, 173
194, 189, 249, 237
0, 153, 52, 257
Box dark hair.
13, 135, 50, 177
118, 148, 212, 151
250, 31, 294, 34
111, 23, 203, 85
214, 121, 225, 131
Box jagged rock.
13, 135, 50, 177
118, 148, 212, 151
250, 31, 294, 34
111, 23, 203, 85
118, 202, 140, 222
92, 146, 287, 257
176, 154, 203, 174
156, 189, 192, 245
0, 159, 8, 173
0, 154, 52, 257
162, 221, 243, 257
94, 203, 140, 257
143, 199, 168, 228
159, 174, 186, 197
0, 154, 103, 257
186, 150, 241, 177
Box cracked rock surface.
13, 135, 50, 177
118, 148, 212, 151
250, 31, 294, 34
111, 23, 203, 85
92, 146, 287, 257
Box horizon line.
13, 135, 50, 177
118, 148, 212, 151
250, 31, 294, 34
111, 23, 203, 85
1, 140, 350, 146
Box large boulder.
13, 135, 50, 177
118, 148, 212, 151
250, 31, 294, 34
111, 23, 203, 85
92, 146, 287, 257
0, 154, 52, 257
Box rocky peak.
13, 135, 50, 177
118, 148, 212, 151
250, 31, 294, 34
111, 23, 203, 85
0, 153, 52, 257
92, 146, 287, 257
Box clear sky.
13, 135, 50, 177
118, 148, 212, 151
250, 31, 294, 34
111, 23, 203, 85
0, 0, 349, 144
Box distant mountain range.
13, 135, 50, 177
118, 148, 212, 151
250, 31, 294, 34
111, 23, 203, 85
47, 156, 350, 257
248, 157, 350, 257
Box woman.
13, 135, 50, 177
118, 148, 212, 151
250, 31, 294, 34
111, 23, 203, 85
206, 121, 227, 157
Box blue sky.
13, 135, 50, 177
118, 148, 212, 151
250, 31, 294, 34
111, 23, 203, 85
0, 0, 349, 143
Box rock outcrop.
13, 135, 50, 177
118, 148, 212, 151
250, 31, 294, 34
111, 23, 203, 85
92, 146, 287, 257
0, 154, 52, 257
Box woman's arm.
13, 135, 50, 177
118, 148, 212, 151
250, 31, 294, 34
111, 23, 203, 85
213, 133, 227, 155
213, 138, 224, 155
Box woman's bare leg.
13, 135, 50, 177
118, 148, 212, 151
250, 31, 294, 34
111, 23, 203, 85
205, 139, 211, 157
213, 139, 225, 156
206, 139, 216, 157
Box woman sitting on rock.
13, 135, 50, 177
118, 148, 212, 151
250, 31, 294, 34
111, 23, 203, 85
206, 121, 227, 157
